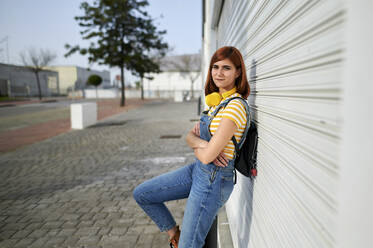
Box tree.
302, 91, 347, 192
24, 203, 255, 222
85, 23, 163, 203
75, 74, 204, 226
86, 74, 102, 99
168, 54, 201, 99
20, 48, 56, 100
65, 0, 168, 106
129, 52, 163, 100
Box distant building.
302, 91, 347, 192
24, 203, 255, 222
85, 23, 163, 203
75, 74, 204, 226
0, 63, 59, 97
143, 54, 202, 100
46, 66, 111, 95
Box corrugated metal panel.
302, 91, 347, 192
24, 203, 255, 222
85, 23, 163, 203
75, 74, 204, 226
214, 0, 345, 247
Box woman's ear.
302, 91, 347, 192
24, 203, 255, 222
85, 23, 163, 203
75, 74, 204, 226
235, 68, 241, 78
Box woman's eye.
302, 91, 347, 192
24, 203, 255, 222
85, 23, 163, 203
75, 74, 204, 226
223, 66, 231, 70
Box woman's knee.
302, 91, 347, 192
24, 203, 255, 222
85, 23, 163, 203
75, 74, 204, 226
133, 183, 147, 205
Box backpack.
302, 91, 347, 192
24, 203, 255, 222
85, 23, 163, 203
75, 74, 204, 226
212, 97, 258, 183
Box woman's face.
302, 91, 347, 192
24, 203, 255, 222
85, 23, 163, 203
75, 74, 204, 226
211, 58, 241, 92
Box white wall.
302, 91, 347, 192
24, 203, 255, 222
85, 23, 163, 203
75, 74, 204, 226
202, 0, 361, 247
83, 88, 142, 99
336, 0, 373, 247
143, 71, 202, 99
144, 71, 201, 91
84, 89, 119, 99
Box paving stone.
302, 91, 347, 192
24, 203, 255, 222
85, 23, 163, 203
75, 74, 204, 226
27, 229, 49, 238
97, 227, 112, 236
109, 227, 127, 236
0, 238, 19, 248
93, 218, 112, 227
78, 235, 102, 245
46, 228, 61, 237
0, 215, 8, 222
15, 215, 32, 223
58, 228, 77, 237
24, 222, 43, 230
126, 225, 146, 236
43, 237, 66, 247
11, 229, 33, 239
0, 100, 198, 247
28, 237, 48, 248
144, 225, 160, 234
79, 212, 96, 221
101, 234, 138, 247
3, 215, 22, 224
44, 213, 63, 221
0, 230, 16, 240
77, 220, 95, 228
63, 236, 80, 247
60, 213, 81, 221
13, 238, 35, 247
42, 221, 63, 229
61, 220, 78, 228
135, 217, 151, 225
109, 218, 133, 228
75, 227, 100, 237
151, 233, 169, 247
136, 233, 155, 248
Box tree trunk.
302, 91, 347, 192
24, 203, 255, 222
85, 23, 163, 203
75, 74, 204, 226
95, 86, 98, 99
35, 70, 42, 100
190, 81, 194, 100
141, 77, 144, 100
120, 66, 125, 106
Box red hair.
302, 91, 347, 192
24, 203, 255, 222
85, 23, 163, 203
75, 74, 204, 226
204, 46, 250, 99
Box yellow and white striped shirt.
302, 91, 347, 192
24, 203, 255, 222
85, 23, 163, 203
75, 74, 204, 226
207, 92, 248, 160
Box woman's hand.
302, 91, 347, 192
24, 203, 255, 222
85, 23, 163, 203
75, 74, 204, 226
192, 122, 200, 136
213, 151, 229, 167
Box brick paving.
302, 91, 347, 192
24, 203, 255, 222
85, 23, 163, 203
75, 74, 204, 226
0, 99, 199, 248
0, 98, 150, 153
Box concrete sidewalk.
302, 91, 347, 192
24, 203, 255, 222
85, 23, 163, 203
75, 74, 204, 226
0, 100, 200, 247
0, 98, 150, 153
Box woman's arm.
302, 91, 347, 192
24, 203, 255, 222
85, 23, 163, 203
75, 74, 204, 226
194, 118, 237, 164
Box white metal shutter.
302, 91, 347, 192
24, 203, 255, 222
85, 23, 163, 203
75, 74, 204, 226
215, 1, 345, 247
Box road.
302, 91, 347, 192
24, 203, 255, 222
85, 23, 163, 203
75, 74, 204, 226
0, 99, 97, 133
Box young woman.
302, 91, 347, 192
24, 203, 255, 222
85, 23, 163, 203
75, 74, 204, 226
133, 46, 250, 248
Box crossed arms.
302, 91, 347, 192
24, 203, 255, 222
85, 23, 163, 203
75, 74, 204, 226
185, 118, 237, 166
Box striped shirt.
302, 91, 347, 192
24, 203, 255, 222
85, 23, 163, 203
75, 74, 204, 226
207, 92, 248, 160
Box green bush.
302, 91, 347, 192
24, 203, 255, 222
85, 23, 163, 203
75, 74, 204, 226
86, 74, 102, 87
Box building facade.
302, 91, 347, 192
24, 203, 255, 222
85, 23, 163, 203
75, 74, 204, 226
203, 1, 372, 247
46, 66, 111, 95
143, 54, 202, 100
0, 63, 59, 97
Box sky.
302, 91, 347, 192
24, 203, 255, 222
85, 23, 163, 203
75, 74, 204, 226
0, 0, 202, 85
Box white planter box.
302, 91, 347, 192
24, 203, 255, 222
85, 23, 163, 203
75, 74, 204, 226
70, 103, 97, 129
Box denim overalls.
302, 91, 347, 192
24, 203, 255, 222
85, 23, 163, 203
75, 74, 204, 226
133, 105, 237, 248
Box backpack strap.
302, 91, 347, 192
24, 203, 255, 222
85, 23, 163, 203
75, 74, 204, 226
208, 96, 251, 152
227, 97, 251, 152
